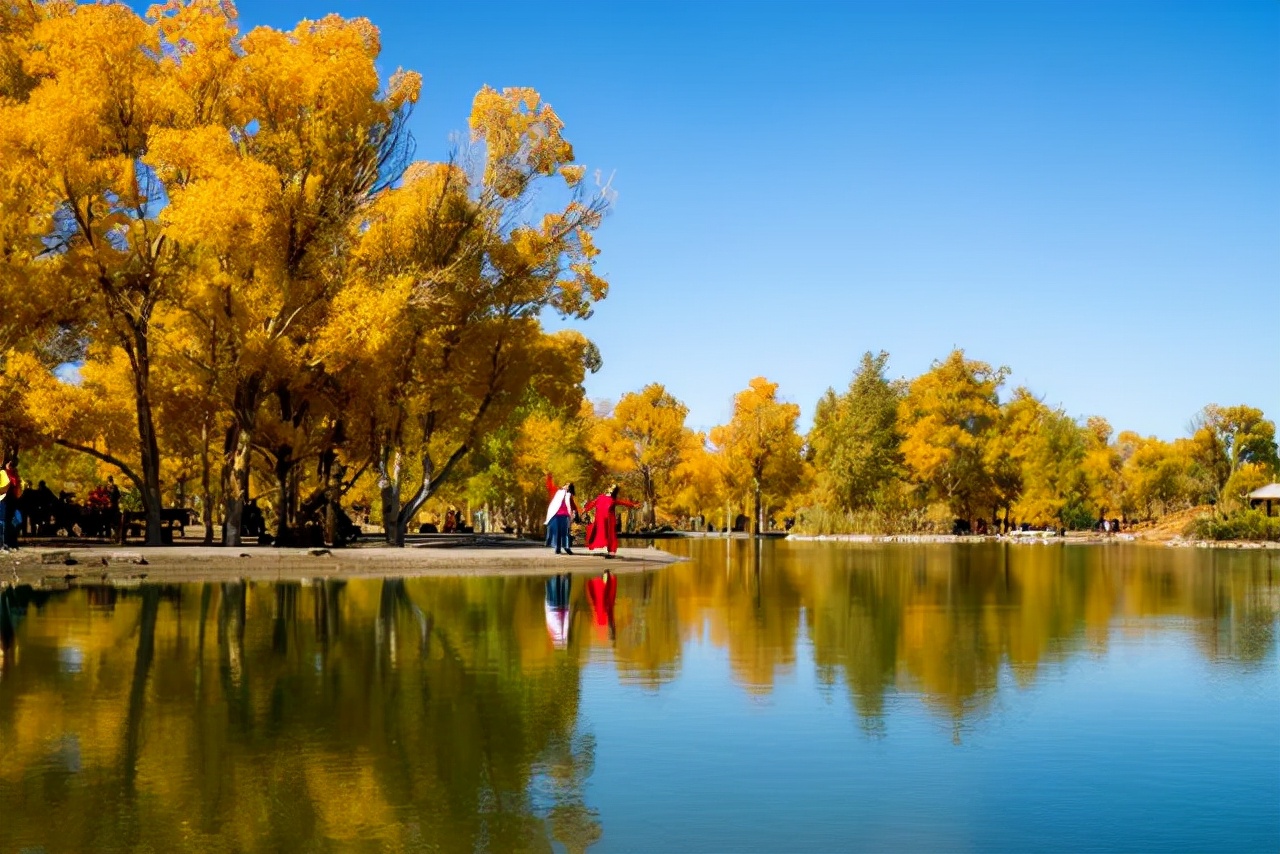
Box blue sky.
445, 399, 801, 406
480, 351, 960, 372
231, 0, 1278, 440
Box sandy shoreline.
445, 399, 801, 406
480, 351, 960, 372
0, 538, 682, 587
4, 530, 1274, 589
786, 532, 1280, 549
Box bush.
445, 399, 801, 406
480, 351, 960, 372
1185, 509, 1280, 541
792, 503, 947, 536
1059, 499, 1096, 532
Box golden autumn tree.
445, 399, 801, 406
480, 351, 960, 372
669, 432, 728, 526
710, 377, 805, 534
330, 87, 610, 545
152, 7, 420, 544
0, 1, 178, 536
983, 386, 1043, 526
1189, 404, 1278, 507
0, 1, 420, 544
1080, 416, 1123, 520
1010, 403, 1090, 528
898, 350, 1008, 525
588, 383, 693, 527
1118, 433, 1204, 519
467, 396, 596, 535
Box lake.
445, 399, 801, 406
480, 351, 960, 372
1, 540, 1277, 853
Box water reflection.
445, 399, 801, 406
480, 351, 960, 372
0, 542, 1275, 851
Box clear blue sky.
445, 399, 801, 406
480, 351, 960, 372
234, 0, 1278, 440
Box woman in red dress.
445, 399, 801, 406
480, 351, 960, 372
582, 484, 639, 557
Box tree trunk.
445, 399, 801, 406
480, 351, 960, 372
395, 452, 436, 546
223, 427, 252, 546
753, 478, 763, 536
201, 421, 214, 544
642, 469, 657, 528
129, 331, 165, 546
273, 447, 293, 546
319, 450, 335, 548
379, 443, 404, 546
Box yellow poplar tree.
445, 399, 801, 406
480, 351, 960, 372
670, 432, 728, 527
152, 7, 421, 544
710, 377, 805, 534
333, 87, 609, 545
588, 383, 693, 527
898, 350, 1008, 525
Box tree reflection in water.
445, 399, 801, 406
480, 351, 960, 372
0, 542, 1274, 851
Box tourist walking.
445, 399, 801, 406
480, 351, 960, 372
583, 484, 639, 558
544, 473, 580, 555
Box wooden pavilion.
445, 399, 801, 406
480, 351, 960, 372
1246, 483, 1280, 517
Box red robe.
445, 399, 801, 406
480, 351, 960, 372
585, 572, 617, 639
582, 493, 638, 553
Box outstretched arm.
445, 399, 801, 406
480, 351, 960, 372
616, 498, 641, 509
582, 496, 599, 514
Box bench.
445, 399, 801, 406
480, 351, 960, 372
122, 508, 195, 542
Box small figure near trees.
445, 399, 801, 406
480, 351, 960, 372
105, 475, 122, 539
105, 476, 121, 514
583, 484, 640, 558
0, 460, 22, 550
545, 474, 580, 555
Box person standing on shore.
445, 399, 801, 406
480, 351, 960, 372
544, 473, 580, 555
582, 484, 639, 558
0, 459, 22, 551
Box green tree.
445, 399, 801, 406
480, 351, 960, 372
807, 351, 904, 513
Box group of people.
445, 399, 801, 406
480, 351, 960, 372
541, 475, 633, 649
544, 474, 639, 557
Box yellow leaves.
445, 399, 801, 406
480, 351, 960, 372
318, 273, 413, 370
711, 377, 805, 504
470, 85, 576, 198
559, 164, 586, 186
160, 156, 279, 255
385, 68, 422, 112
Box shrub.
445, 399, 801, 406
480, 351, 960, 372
1185, 509, 1280, 541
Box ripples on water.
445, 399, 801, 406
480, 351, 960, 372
0, 541, 1276, 852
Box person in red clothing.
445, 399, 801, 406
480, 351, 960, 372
582, 484, 639, 558
544, 473, 580, 555
585, 568, 617, 642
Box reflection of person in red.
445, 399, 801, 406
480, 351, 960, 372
582, 484, 639, 558
585, 568, 617, 641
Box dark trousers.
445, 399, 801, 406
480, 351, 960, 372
0, 499, 13, 548
547, 514, 571, 552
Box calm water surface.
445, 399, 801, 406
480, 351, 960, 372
0, 540, 1277, 853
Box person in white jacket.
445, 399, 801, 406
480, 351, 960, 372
544, 473, 580, 555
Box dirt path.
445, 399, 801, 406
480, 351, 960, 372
1, 539, 681, 587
